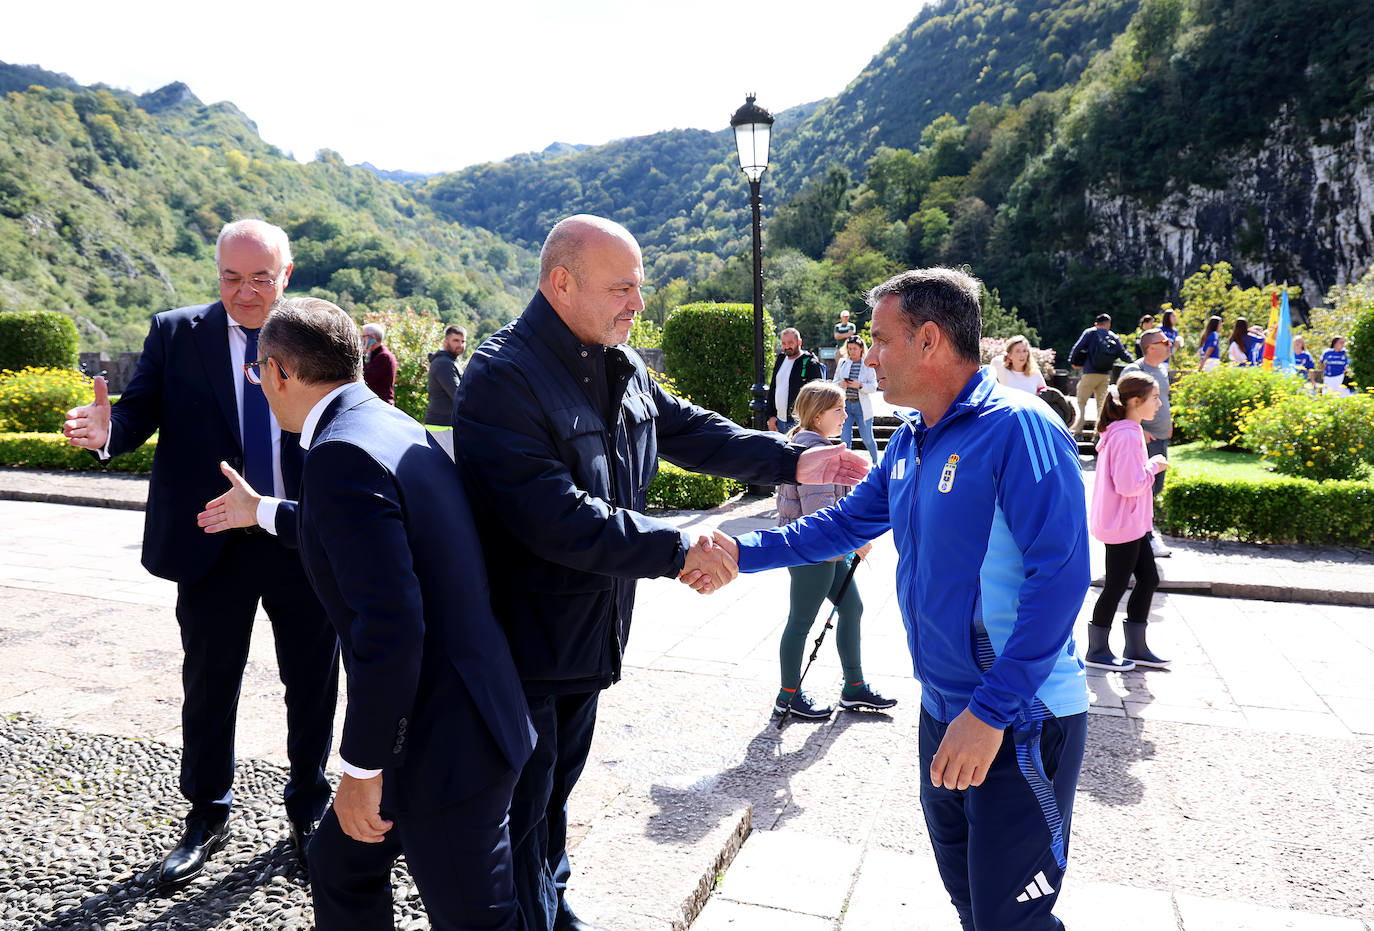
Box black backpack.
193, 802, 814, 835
1089, 331, 1123, 371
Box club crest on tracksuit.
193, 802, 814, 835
938, 454, 959, 493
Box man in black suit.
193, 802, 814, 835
62, 220, 339, 889
247, 296, 534, 930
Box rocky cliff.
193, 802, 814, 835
1082, 106, 1374, 308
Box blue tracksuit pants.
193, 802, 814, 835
919, 707, 1087, 930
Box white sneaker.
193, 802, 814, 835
1150, 535, 1171, 558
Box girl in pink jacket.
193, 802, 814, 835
1087, 372, 1171, 671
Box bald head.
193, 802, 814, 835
539, 215, 639, 287
538, 215, 645, 346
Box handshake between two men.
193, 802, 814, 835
676, 442, 872, 595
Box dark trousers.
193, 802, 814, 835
919, 707, 1087, 931
1092, 533, 1159, 628
509, 690, 600, 931
1146, 437, 1168, 498
174, 532, 339, 824
782, 558, 863, 689
309, 770, 522, 931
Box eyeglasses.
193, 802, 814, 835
219, 274, 281, 292
244, 358, 288, 386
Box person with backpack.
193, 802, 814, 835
1069, 313, 1134, 440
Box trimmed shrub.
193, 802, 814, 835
1350, 303, 1374, 388
1171, 365, 1304, 447
0, 310, 80, 372
0, 432, 156, 472
628, 316, 662, 349
1158, 473, 1374, 545
0, 367, 93, 432
1241, 391, 1374, 481
646, 461, 742, 510
662, 303, 774, 426
364, 307, 446, 424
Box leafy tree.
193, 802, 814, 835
766, 166, 851, 260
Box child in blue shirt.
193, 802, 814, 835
1293, 337, 1316, 384
1321, 336, 1350, 395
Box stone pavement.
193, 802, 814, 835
0, 478, 1372, 929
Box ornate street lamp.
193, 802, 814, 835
730, 93, 774, 443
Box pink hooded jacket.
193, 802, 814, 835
1090, 419, 1164, 544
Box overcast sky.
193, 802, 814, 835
4, 0, 928, 174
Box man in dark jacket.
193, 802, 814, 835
424, 324, 465, 458
767, 327, 824, 433
1068, 313, 1133, 439
453, 215, 869, 931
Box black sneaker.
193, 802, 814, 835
773, 690, 833, 719
839, 683, 898, 711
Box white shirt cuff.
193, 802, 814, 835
96, 435, 112, 461
256, 497, 282, 535
339, 758, 383, 780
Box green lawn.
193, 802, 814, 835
1168, 441, 1374, 486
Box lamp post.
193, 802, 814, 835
730, 93, 774, 444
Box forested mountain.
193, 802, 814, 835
0, 64, 535, 352
418, 0, 1134, 286
5, 0, 1372, 359
771, 0, 1138, 185
688, 0, 1374, 353
420, 0, 1374, 355
422, 105, 823, 288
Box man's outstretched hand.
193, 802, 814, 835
63, 375, 111, 451
677, 534, 738, 594
796, 444, 870, 486
197, 462, 263, 533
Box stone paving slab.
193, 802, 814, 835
5, 467, 1373, 605
1175, 893, 1368, 930
3, 497, 1374, 928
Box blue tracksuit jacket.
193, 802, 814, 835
736, 366, 1091, 728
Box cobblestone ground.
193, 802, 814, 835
0, 715, 424, 931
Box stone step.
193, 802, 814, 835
571, 787, 752, 930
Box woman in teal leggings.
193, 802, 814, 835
773, 381, 896, 720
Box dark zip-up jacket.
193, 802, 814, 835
453, 291, 801, 693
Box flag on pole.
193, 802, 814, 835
1262, 287, 1295, 373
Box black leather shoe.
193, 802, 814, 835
554, 906, 609, 931
288, 819, 316, 870
158, 814, 229, 890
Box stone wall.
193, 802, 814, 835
78, 352, 141, 393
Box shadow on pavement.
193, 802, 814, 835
645, 709, 896, 846
40, 844, 302, 931
1077, 714, 1156, 808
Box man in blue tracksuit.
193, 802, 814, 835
714, 268, 1091, 930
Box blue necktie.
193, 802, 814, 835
242, 327, 273, 496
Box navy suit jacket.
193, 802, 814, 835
108, 301, 300, 583
298, 383, 535, 811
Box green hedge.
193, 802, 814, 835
646, 461, 742, 510
1171, 365, 1305, 447
1240, 391, 1374, 481
0, 311, 80, 372
1158, 474, 1374, 545
0, 432, 156, 473
1350, 303, 1374, 388
0, 367, 93, 432
662, 302, 774, 426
